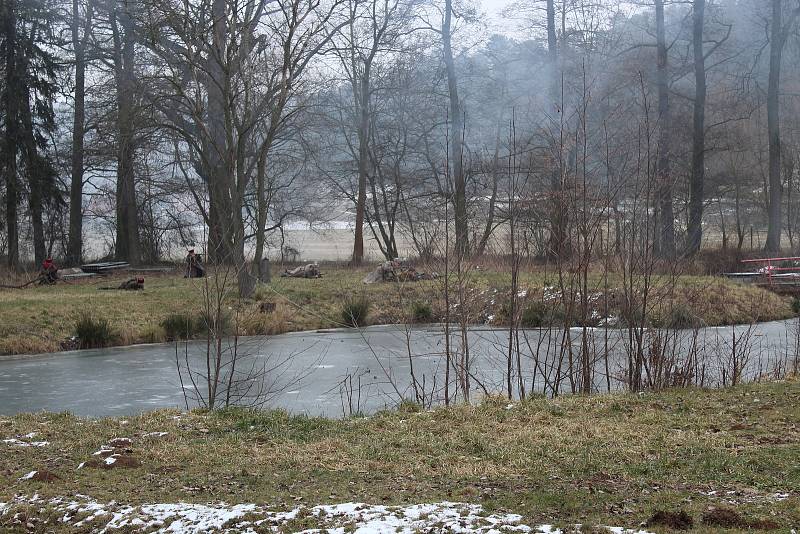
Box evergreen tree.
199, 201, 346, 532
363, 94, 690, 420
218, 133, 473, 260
0, 0, 60, 268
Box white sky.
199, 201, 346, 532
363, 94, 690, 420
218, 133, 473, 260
480, 0, 511, 17
476, 0, 527, 39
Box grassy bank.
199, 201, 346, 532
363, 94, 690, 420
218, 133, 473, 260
0, 264, 792, 355
0, 380, 798, 532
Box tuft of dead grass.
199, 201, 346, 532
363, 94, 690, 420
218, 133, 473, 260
239, 302, 296, 335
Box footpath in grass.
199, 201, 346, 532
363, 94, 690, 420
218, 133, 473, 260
0, 380, 798, 532
0, 265, 793, 355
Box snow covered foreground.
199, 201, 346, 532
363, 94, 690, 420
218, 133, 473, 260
0, 495, 655, 533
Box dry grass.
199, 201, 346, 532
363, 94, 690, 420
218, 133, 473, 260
0, 380, 798, 532
0, 265, 792, 356
239, 301, 297, 335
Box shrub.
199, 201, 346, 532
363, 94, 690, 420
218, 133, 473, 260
160, 313, 202, 341
792, 298, 800, 316
520, 301, 564, 327
397, 399, 422, 413
341, 296, 370, 327
139, 324, 166, 344
619, 307, 648, 328
74, 313, 114, 349
196, 309, 233, 336
664, 304, 703, 329
479, 393, 511, 408
240, 303, 293, 335
687, 248, 744, 276
411, 301, 433, 323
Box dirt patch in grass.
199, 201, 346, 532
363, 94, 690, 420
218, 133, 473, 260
646, 510, 693, 530
702, 507, 780, 530
25, 469, 60, 483
82, 454, 141, 469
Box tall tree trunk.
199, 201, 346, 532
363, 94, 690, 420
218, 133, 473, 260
766, 0, 786, 253
545, 0, 569, 259
2, 0, 19, 269
20, 80, 45, 264
546, 0, 556, 71
253, 151, 269, 280
352, 70, 369, 264
205, 0, 253, 297
686, 0, 706, 256
205, 0, 237, 266
443, 0, 468, 257
252, 84, 288, 281
734, 183, 745, 250
67, 0, 89, 266
113, 4, 139, 263
475, 137, 500, 257
27, 168, 45, 264
655, 0, 675, 258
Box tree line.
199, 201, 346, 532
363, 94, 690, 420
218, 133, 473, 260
1, 0, 799, 296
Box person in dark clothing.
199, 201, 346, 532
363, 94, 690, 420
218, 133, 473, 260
185, 249, 205, 278
40, 258, 59, 284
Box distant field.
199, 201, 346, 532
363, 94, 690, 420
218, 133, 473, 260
0, 264, 793, 355
0, 380, 798, 532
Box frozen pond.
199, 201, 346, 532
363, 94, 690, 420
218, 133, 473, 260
0, 321, 797, 417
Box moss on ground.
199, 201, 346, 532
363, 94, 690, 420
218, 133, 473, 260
0, 265, 792, 355
0, 380, 798, 532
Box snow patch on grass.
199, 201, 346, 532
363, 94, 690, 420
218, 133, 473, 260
0, 495, 657, 533
142, 431, 169, 438
699, 489, 793, 505
18, 471, 37, 481
2, 438, 49, 447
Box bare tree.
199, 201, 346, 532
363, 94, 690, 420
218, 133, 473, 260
764, 0, 800, 252
328, 0, 419, 264
441, 0, 468, 257
685, 0, 706, 256
654, 0, 675, 258
66, 0, 93, 266
141, 0, 349, 296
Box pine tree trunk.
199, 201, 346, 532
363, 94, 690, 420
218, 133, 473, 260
67, 0, 87, 266
2, 0, 20, 269
20, 79, 45, 265
28, 170, 45, 265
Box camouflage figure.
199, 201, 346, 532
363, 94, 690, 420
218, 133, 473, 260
281, 263, 321, 279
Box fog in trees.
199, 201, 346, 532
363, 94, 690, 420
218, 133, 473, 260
1, 0, 800, 296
